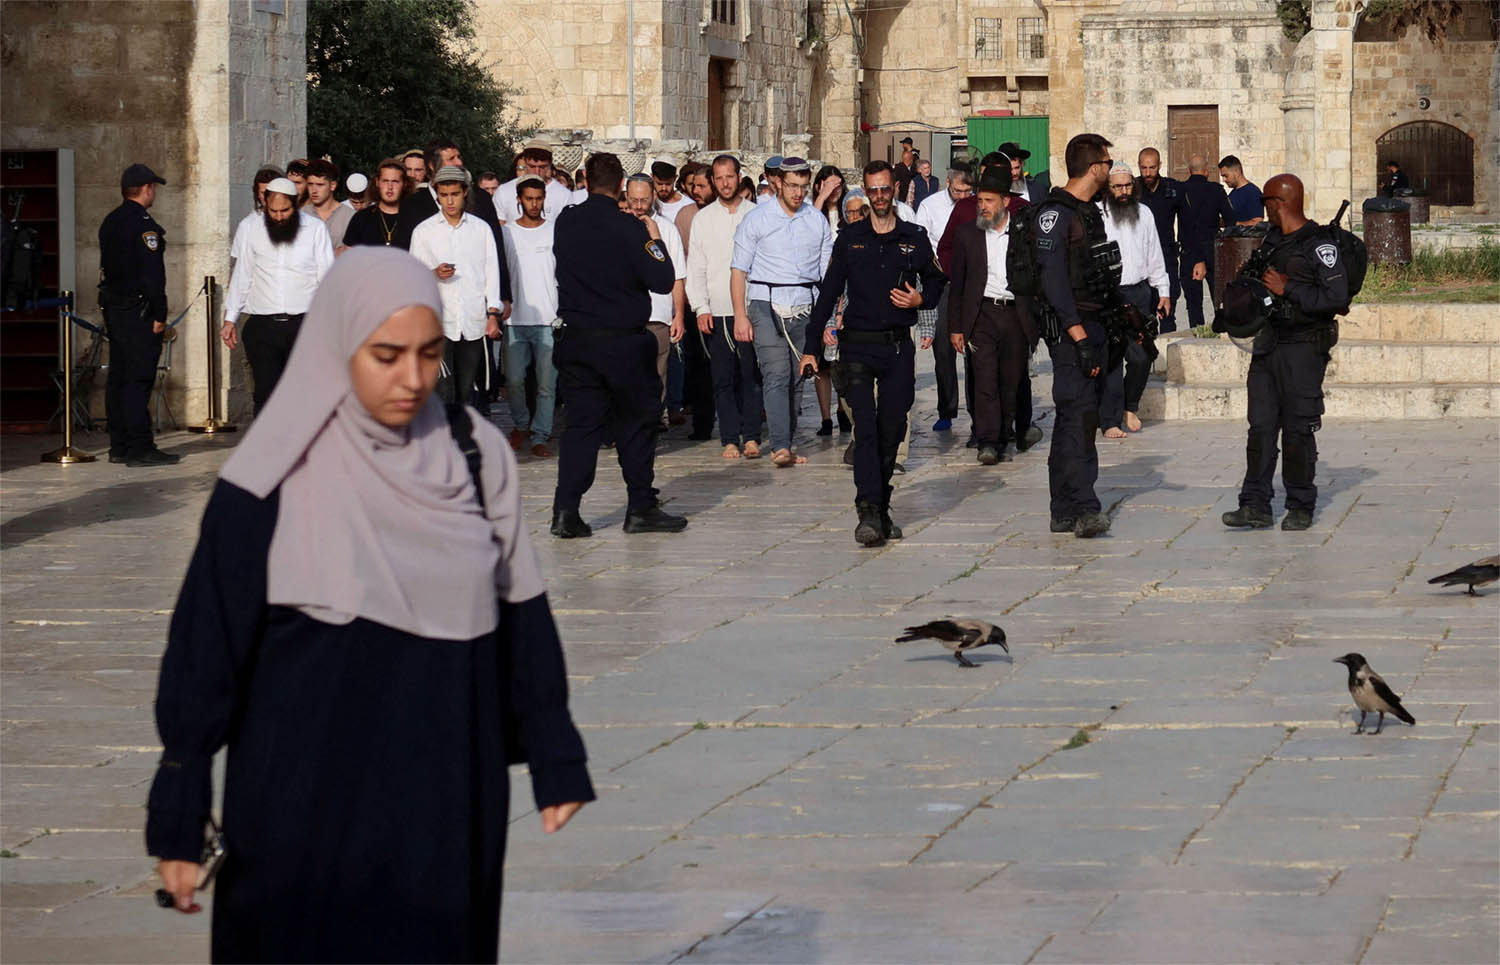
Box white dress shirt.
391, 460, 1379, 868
501, 219, 558, 326
223, 211, 334, 322
982, 223, 1014, 300
686, 197, 755, 318
657, 194, 695, 224
492, 178, 572, 223
894, 199, 917, 223
915, 192, 956, 248
408, 211, 502, 341
1100, 202, 1170, 298
648, 213, 687, 324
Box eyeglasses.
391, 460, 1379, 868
866, 185, 894, 195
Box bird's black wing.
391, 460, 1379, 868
897, 620, 976, 644
1428, 561, 1499, 587
1369, 672, 1416, 725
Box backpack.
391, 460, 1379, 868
1005, 204, 1046, 297
1325, 201, 1366, 314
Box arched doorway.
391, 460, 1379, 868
1376, 122, 1475, 205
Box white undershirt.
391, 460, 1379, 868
501, 220, 558, 326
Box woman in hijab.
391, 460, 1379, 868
146, 247, 593, 963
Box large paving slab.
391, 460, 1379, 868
2, 353, 1496, 963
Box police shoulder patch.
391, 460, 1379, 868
1315, 243, 1338, 268
141, 231, 160, 252
1038, 210, 1059, 234
645, 240, 666, 262
897, 242, 917, 256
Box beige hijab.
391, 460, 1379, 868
219, 247, 543, 640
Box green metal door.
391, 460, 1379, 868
965, 116, 1050, 177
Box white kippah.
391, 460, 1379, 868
1111, 161, 1133, 176
266, 177, 298, 197
346, 172, 368, 193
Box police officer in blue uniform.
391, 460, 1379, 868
1032, 134, 1117, 538
1222, 174, 1348, 532
550, 152, 685, 538
1135, 147, 1182, 331
98, 164, 181, 467
802, 160, 946, 547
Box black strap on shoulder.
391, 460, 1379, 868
444, 403, 486, 513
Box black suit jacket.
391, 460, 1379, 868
949, 221, 1037, 345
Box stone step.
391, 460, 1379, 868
1164, 338, 1499, 386
1138, 380, 1500, 421
1339, 303, 1497, 343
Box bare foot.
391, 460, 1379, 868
771, 448, 807, 467
1124, 411, 1142, 432
721, 444, 741, 459
742, 441, 762, 459
1103, 427, 1128, 439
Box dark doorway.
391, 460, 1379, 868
708, 58, 729, 149
1377, 121, 1475, 205
1167, 106, 1220, 182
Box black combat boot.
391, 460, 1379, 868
854, 501, 886, 547
1222, 506, 1273, 529
881, 504, 903, 540
1281, 508, 1313, 531
550, 508, 593, 539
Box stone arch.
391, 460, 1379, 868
1376, 121, 1476, 205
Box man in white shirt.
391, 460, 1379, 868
493, 144, 572, 224
221, 177, 335, 412
409, 166, 503, 407
947, 168, 1032, 465
915, 167, 974, 433
625, 174, 687, 427
1100, 162, 1170, 436
687, 154, 761, 458
730, 157, 832, 467
652, 159, 696, 224
500, 176, 559, 458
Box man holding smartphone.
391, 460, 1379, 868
409, 166, 503, 406
800, 160, 946, 547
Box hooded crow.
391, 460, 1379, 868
1333, 653, 1416, 735
1427, 555, 1499, 596
897, 619, 1008, 668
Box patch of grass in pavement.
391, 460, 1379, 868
1061, 729, 1092, 751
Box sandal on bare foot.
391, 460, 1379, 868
722, 444, 741, 459
1124, 411, 1142, 432
771, 448, 807, 467
742, 441, 762, 459
1103, 427, 1128, 439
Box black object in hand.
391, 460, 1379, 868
1075, 338, 1103, 375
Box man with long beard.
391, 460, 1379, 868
1098, 163, 1170, 436
221, 177, 334, 412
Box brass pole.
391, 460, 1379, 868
187, 274, 236, 433
41, 290, 96, 463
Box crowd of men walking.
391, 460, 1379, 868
99, 129, 1345, 542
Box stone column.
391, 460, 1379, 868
1308, 0, 1357, 221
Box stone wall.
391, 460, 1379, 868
0, 0, 306, 422
1080, 1, 1290, 192
1351, 25, 1497, 219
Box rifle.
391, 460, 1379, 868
1085, 238, 1160, 365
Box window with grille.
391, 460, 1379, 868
1018, 18, 1045, 60
712, 0, 737, 25
974, 18, 1002, 60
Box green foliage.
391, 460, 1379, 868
1062, 729, 1092, 751
307, 0, 532, 183
1277, 0, 1311, 40
1357, 242, 1500, 302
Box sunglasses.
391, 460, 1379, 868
866, 185, 895, 195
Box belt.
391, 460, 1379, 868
981, 295, 1015, 306
561, 325, 647, 337
839, 327, 912, 345
248, 312, 305, 323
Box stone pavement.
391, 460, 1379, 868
2, 355, 1497, 963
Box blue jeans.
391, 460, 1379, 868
749, 300, 807, 453
505, 325, 555, 445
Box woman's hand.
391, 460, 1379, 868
157, 859, 203, 913
541, 801, 585, 833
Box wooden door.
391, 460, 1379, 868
707, 58, 727, 150
1167, 106, 1219, 182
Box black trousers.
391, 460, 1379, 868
1160, 243, 1181, 334
1100, 281, 1156, 429
1180, 251, 1214, 330
705, 316, 763, 446
442, 336, 488, 407
968, 301, 1027, 449
1239, 338, 1327, 513
1048, 329, 1108, 520
929, 288, 963, 420
103, 297, 163, 457
841, 338, 915, 507
242, 313, 304, 413
966, 343, 1033, 440
553, 327, 660, 514
682, 323, 716, 437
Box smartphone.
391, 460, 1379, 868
896, 270, 919, 291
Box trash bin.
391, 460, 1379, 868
1214, 227, 1268, 307
1404, 195, 1430, 224
1362, 197, 1412, 265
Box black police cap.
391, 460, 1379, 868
121, 163, 166, 189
